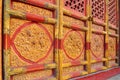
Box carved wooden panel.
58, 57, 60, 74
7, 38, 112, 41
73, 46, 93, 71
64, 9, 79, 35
91, 33, 104, 60
7, 1, 55, 80
108, 36, 117, 59
62, 15, 86, 76
3, 0, 119, 79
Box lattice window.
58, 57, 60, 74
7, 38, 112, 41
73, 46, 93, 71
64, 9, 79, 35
108, 0, 117, 26
64, 0, 86, 15
91, 0, 105, 21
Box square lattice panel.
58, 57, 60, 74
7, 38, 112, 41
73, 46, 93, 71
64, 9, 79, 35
64, 0, 86, 15
108, 0, 117, 26
91, 0, 106, 21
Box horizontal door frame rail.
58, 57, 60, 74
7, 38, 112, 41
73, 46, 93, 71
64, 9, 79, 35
109, 23, 118, 29
109, 25, 118, 30
92, 18, 107, 27
108, 33, 119, 37
13, 0, 57, 10
108, 59, 119, 68
8, 63, 56, 75
33, 76, 57, 80
91, 58, 107, 64
8, 9, 57, 24
63, 22, 88, 31
62, 61, 88, 68
63, 9, 88, 21
91, 66, 107, 73
108, 57, 119, 60
92, 29, 107, 35
108, 64, 119, 68
63, 71, 88, 80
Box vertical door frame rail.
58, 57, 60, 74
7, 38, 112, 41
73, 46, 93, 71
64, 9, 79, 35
105, 0, 109, 68
57, 0, 63, 80
119, 0, 120, 66
86, 0, 92, 73
116, 0, 119, 67
4, 0, 10, 79
0, 0, 2, 80
115, 0, 119, 68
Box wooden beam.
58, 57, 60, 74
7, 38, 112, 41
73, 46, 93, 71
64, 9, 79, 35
58, 0, 63, 80
105, 0, 109, 68
0, 0, 2, 79
3, 0, 11, 80
118, 0, 120, 66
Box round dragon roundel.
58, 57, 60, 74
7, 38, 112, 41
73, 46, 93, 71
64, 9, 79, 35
62, 30, 84, 60
91, 34, 104, 59
108, 37, 116, 58
11, 22, 53, 64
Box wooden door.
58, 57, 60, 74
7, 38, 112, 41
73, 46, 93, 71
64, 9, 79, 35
3, 0, 119, 80
90, 0, 107, 72
107, 0, 119, 68
3, 0, 58, 80
60, 0, 88, 79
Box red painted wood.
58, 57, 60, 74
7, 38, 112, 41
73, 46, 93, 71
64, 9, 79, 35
71, 24, 80, 30
54, 38, 62, 49
105, 43, 108, 50
71, 71, 81, 78
71, 61, 81, 66
75, 67, 120, 80
26, 13, 45, 23
26, 64, 45, 72
3, 34, 10, 49
71, 13, 85, 20
26, 0, 45, 7
86, 42, 90, 50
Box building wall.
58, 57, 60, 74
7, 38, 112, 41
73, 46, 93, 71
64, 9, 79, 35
2, 0, 119, 80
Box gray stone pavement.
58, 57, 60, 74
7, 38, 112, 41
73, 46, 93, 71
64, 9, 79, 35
107, 74, 120, 80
